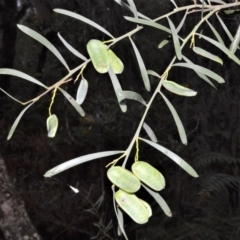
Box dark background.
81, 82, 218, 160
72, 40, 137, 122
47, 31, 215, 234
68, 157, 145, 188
0, 0, 240, 239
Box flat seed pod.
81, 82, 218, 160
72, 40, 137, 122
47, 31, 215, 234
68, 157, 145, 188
107, 166, 141, 193
46, 114, 58, 138
87, 39, 110, 73
76, 78, 88, 105
108, 50, 124, 74
115, 190, 149, 224
132, 161, 165, 191
139, 199, 152, 217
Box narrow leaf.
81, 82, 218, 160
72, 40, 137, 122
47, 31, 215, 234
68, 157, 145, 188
54, 9, 113, 38
129, 37, 151, 91
105, 220, 113, 231
47, 114, 58, 138
230, 25, 240, 54
69, 185, 79, 193
59, 88, 85, 117
182, 56, 216, 89
0, 68, 47, 88
176, 10, 188, 33
117, 208, 124, 236
163, 80, 197, 97
160, 92, 187, 145
167, 17, 182, 60
76, 78, 88, 105
170, 0, 177, 8
139, 137, 199, 178
44, 151, 124, 177
94, 193, 104, 210
196, 33, 240, 66
17, 25, 69, 71
7, 102, 35, 140
142, 185, 172, 217
108, 67, 127, 112
119, 90, 146, 106
216, 13, 234, 43
158, 10, 187, 50
147, 70, 161, 78
158, 39, 169, 49
209, 0, 226, 4
206, 20, 225, 46
193, 47, 223, 65
0, 88, 23, 104
124, 17, 171, 34
58, 33, 87, 61
173, 62, 225, 83
143, 122, 158, 142
112, 186, 129, 240
126, 0, 138, 18
114, 0, 150, 20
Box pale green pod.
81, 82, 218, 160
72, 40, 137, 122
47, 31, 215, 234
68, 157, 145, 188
86, 39, 110, 73
46, 114, 58, 138
115, 190, 149, 224
108, 50, 124, 74
76, 78, 88, 105
132, 161, 165, 191
140, 199, 152, 217
107, 166, 141, 193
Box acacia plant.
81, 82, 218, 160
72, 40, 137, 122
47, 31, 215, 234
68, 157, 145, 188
1, 0, 240, 239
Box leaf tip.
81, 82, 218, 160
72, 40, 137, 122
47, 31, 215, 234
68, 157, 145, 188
17, 24, 23, 30
43, 172, 51, 178
121, 106, 127, 113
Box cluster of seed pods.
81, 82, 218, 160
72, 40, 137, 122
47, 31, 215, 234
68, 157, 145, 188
107, 161, 165, 224
87, 40, 166, 224
87, 39, 124, 74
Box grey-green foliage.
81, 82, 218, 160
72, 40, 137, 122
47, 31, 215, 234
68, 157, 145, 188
1, 0, 240, 239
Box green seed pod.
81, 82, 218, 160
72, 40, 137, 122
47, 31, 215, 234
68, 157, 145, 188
87, 39, 110, 73
132, 161, 165, 191
140, 199, 152, 217
115, 190, 149, 224
108, 50, 124, 74
107, 166, 141, 193
46, 114, 58, 138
